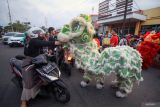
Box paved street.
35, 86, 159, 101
0, 41, 160, 107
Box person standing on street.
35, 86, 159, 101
110, 30, 119, 47
119, 36, 128, 46
48, 27, 58, 55
102, 31, 110, 49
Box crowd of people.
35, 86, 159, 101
94, 30, 145, 51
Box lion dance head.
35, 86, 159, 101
57, 14, 95, 43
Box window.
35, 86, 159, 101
5, 32, 16, 36
15, 34, 24, 37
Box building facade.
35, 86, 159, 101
141, 7, 160, 33
97, 0, 151, 35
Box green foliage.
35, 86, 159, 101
4, 20, 31, 32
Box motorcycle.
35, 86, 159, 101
60, 47, 75, 76
10, 54, 70, 103
49, 46, 74, 76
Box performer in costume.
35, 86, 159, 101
57, 14, 143, 98
137, 31, 160, 69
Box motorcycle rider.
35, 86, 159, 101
19, 30, 61, 107
13, 31, 56, 71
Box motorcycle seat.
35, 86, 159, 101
15, 55, 26, 60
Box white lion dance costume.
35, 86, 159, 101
58, 14, 143, 98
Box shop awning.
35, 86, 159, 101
97, 12, 147, 25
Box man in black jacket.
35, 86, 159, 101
24, 32, 60, 57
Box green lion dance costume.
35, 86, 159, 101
58, 14, 143, 98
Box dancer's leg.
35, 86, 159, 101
116, 76, 133, 98
80, 72, 91, 87
95, 73, 105, 89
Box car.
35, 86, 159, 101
2, 32, 19, 44
8, 33, 25, 47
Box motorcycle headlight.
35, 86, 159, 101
45, 74, 59, 81
68, 56, 72, 61
58, 70, 61, 77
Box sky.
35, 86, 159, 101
0, 0, 160, 29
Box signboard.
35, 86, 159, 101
109, 0, 117, 16
98, 0, 134, 20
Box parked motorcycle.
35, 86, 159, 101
10, 54, 70, 103
60, 47, 75, 76
49, 46, 74, 76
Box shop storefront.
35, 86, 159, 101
97, 0, 160, 36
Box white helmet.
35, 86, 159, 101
27, 27, 45, 38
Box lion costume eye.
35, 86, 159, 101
81, 34, 89, 42
71, 21, 81, 32
71, 40, 76, 43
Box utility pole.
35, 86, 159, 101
92, 6, 94, 14
121, 0, 128, 36
45, 17, 48, 28
6, 0, 14, 31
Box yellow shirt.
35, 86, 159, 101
102, 37, 110, 45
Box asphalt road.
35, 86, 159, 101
0, 41, 160, 107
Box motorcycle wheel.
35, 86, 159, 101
54, 86, 70, 103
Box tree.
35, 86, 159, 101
0, 26, 3, 37
4, 20, 31, 32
